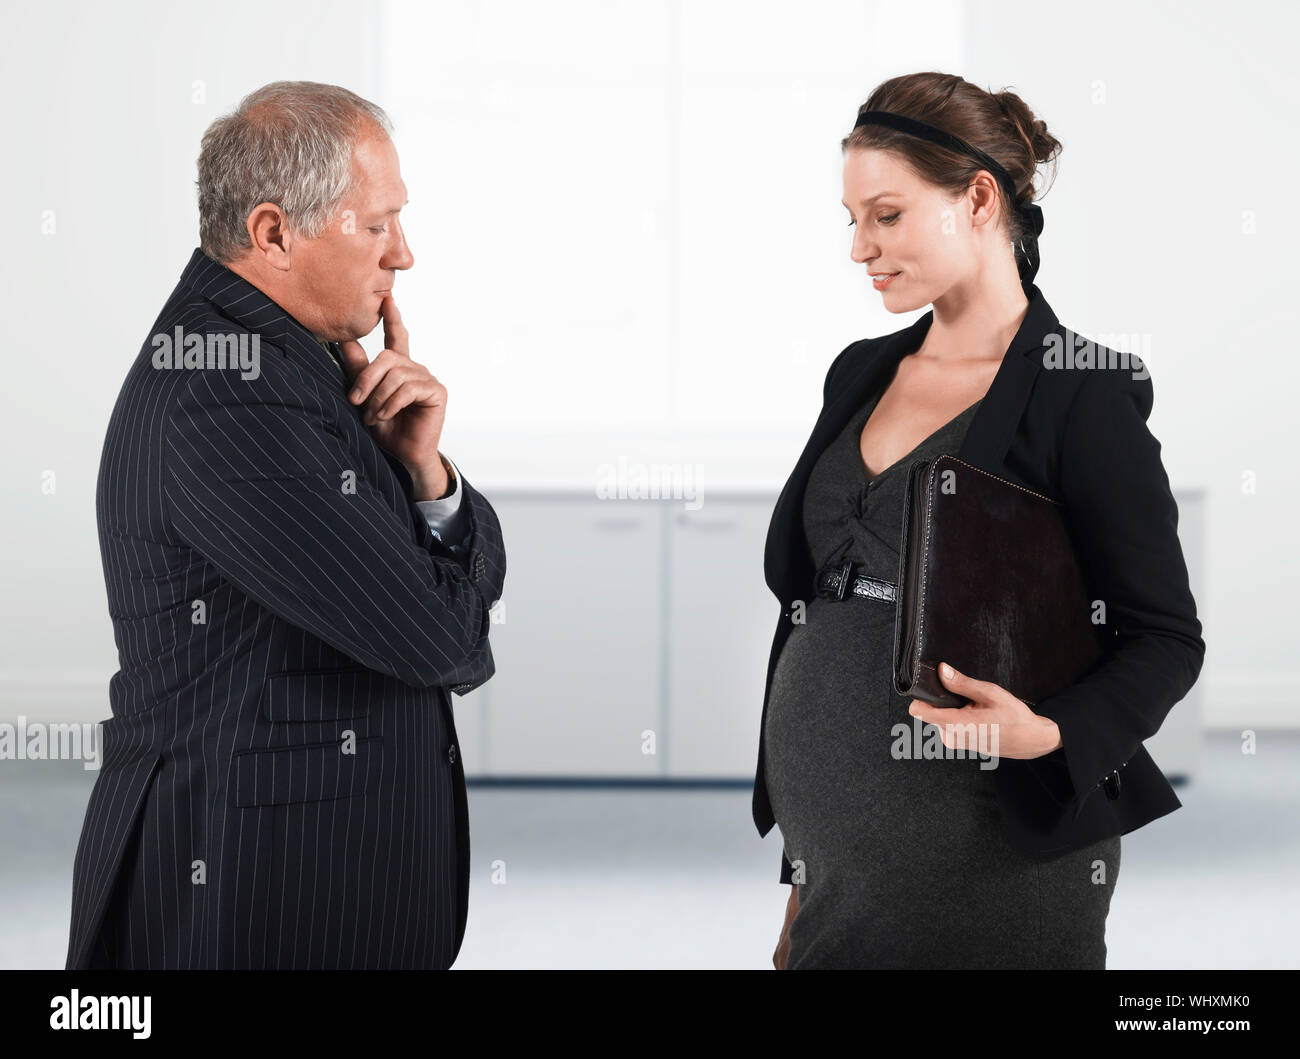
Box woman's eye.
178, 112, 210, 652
847, 213, 900, 227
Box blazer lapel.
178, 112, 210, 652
178, 248, 421, 500
957, 280, 1059, 474
763, 315, 928, 599
766, 280, 1061, 602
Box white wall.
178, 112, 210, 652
0, 0, 383, 710
962, 0, 1299, 726
0, 0, 1291, 731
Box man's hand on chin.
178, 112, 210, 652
338, 293, 451, 499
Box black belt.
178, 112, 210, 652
814, 558, 897, 604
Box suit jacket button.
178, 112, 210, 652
1103, 769, 1121, 800
448, 743, 458, 765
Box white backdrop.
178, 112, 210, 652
0, 0, 1293, 728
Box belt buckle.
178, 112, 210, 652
835, 558, 853, 600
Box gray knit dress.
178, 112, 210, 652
763, 387, 1121, 969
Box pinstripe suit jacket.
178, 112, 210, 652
66, 248, 506, 969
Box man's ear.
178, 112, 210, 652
244, 202, 293, 271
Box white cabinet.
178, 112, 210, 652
455, 487, 1206, 783
664, 499, 775, 776
476, 496, 662, 777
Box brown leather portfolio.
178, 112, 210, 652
893, 454, 1111, 710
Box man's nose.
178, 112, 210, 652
384, 228, 414, 271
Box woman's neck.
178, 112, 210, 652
919, 275, 1031, 364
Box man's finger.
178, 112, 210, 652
362, 362, 416, 416
374, 380, 440, 422
338, 339, 370, 383
381, 294, 409, 358
348, 350, 402, 404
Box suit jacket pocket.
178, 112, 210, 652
260, 666, 386, 723
231, 736, 384, 807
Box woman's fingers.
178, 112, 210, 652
936, 661, 992, 699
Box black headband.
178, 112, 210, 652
852, 109, 1044, 281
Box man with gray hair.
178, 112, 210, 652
66, 81, 506, 970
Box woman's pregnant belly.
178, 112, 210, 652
763, 596, 1009, 886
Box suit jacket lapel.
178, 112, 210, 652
763, 315, 928, 599
179, 249, 424, 501
766, 280, 1060, 603
957, 281, 1058, 473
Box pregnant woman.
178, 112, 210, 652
753, 72, 1205, 969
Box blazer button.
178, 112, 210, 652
1103, 769, 1121, 800
447, 743, 458, 765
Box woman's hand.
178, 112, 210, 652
907, 662, 1062, 760
773, 885, 799, 970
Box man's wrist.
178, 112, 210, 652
408, 454, 452, 501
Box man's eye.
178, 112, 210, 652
369, 226, 389, 234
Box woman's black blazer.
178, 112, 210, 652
754, 279, 1206, 883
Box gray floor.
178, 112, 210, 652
3, 732, 1296, 969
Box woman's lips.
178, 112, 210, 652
872, 271, 901, 291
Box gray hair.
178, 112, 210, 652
197, 81, 394, 263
